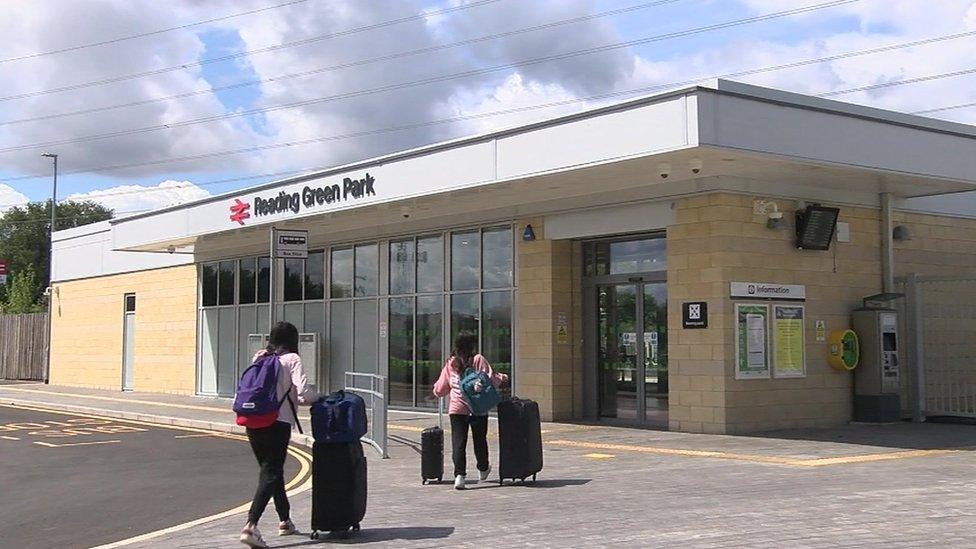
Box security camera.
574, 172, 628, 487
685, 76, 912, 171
658, 162, 671, 179
167, 246, 176, 254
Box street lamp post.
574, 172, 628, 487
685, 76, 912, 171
41, 153, 58, 384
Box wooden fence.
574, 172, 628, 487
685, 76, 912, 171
0, 313, 48, 381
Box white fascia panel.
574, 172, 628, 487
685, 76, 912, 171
698, 91, 976, 185
544, 201, 675, 240
496, 95, 693, 180
113, 141, 496, 250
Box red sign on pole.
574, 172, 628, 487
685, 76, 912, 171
0, 259, 6, 285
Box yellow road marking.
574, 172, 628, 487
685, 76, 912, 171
583, 453, 616, 459
173, 434, 215, 439
389, 424, 426, 433
1, 435, 20, 441
0, 387, 229, 413
548, 440, 960, 467
35, 440, 121, 448
1, 402, 313, 549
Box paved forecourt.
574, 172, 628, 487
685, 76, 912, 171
0, 403, 308, 549
124, 421, 976, 548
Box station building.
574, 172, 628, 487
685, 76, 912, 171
49, 80, 976, 434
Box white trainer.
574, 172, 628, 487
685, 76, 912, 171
478, 466, 492, 483
278, 519, 298, 536
454, 474, 466, 490
240, 524, 268, 548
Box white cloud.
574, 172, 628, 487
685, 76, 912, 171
0, 183, 29, 213
1, 0, 975, 194
66, 180, 210, 214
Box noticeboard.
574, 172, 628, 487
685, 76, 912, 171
773, 305, 806, 378
735, 303, 770, 380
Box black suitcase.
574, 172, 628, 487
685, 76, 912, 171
421, 397, 445, 485
497, 398, 543, 485
310, 441, 367, 539
421, 426, 444, 484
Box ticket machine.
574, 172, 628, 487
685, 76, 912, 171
852, 293, 903, 422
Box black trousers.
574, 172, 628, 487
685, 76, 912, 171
450, 414, 489, 477
246, 421, 292, 524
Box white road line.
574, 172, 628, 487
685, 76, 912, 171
0, 435, 20, 441
34, 440, 121, 448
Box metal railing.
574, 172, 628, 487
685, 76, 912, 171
344, 372, 389, 459
898, 274, 976, 422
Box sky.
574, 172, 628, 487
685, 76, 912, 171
0, 0, 975, 217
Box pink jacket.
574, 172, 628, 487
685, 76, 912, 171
433, 354, 508, 415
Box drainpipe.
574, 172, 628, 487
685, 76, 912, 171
880, 192, 895, 293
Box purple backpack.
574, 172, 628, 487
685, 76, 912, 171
234, 354, 288, 430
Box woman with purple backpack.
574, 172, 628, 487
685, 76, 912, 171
237, 321, 320, 548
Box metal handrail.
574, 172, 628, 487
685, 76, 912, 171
344, 372, 389, 459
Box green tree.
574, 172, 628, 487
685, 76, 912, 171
2, 264, 41, 313
0, 200, 113, 304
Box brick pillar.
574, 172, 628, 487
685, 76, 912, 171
515, 219, 578, 421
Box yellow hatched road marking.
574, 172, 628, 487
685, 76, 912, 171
548, 440, 960, 468
0, 402, 313, 549
0, 387, 228, 413
35, 440, 121, 448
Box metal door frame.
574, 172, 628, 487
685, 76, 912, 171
581, 233, 667, 423
588, 277, 666, 424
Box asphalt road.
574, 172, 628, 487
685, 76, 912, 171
0, 404, 305, 549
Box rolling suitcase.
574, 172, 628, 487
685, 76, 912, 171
310, 441, 367, 539
497, 397, 543, 485
421, 397, 444, 484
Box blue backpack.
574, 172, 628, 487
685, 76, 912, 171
460, 367, 501, 416
233, 354, 302, 433
311, 390, 368, 443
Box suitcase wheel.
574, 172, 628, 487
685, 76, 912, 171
310, 530, 320, 540
532, 473, 537, 482
353, 523, 361, 531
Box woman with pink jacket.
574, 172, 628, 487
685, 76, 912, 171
433, 333, 508, 490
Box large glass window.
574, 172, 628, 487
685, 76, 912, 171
584, 236, 666, 276
198, 225, 514, 406
305, 251, 325, 300
218, 261, 235, 306
451, 231, 480, 290
331, 248, 353, 298
202, 263, 218, 307
355, 244, 378, 297
483, 290, 513, 397
257, 257, 270, 303
452, 293, 480, 342
354, 300, 378, 373
389, 298, 414, 407
483, 228, 513, 289
283, 258, 304, 302
415, 296, 443, 408
330, 301, 352, 391
417, 236, 443, 293
390, 240, 415, 295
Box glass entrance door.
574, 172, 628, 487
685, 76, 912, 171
597, 282, 668, 425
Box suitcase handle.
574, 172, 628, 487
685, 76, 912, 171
438, 396, 444, 429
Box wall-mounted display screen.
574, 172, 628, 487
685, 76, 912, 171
795, 205, 840, 250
